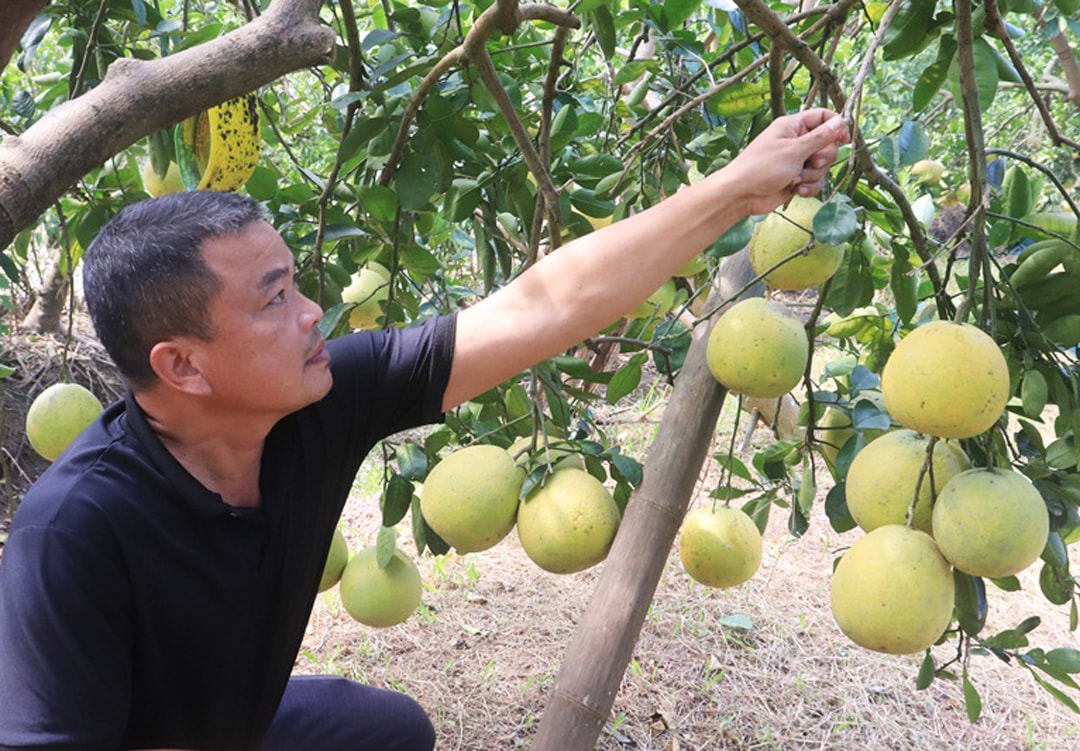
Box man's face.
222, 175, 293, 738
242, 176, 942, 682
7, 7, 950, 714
191, 220, 332, 418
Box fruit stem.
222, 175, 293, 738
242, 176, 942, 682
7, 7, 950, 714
715, 393, 744, 512
906, 435, 939, 529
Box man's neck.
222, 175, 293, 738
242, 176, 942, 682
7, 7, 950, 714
134, 391, 272, 508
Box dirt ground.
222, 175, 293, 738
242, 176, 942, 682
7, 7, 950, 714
300, 397, 1080, 751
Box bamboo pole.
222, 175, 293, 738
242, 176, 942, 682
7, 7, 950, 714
533, 285, 732, 749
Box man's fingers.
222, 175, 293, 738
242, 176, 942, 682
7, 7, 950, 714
798, 114, 848, 154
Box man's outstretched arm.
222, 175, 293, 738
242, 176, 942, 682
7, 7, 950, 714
442, 110, 850, 411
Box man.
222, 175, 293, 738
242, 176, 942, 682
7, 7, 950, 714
0, 110, 847, 750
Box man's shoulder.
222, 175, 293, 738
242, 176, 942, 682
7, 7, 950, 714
14, 401, 157, 534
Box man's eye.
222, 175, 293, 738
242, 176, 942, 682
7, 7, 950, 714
270, 289, 286, 305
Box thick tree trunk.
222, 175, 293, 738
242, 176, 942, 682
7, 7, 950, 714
18, 248, 68, 333
0, 0, 335, 250
0, 0, 48, 74
533, 284, 733, 750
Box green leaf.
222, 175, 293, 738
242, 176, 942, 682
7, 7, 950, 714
0, 364, 14, 379
396, 441, 429, 481
814, 201, 858, 245
705, 217, 754, 259
897, 121, 930, 166
890, 253, 918, 324
359, 184, 398, 222
590, 5, 616, 60
444, 178, 481, 222
663, 0, 702, 29
382, 474, 414, 527
1030, 670, 1080, 713
707, 80, 770, 118
398, 244, 441, 278
947, 37, 1000, 113
375, 525, 398, 568
824, 482, 857, 533
826, 243, 874, 316
1041, 530, 1068, 569
914, 35, 957, 112
962, 668, 983, 722
396, 149, 437, 210
607, 353, 645, 404
719, 613, 754, 630
883, 0, 938, 60
606, 447, 643, 487
1046, 648, 1080, 674
797, 456, 815, 516
1040, 562, 1075, 605
916, 650, 936, 690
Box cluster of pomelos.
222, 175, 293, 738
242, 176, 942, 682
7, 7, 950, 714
691, 196, 1050, 658
322, 440, 623, 628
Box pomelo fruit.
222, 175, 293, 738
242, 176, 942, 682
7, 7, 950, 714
748, 195, 844, 290
678, 505, 762, 588
932, 468, 1050, 578
830, 525, 955, 654
881, 321, 1009, 439
25, 382, 104, 462
339, 546, 422, 628
420, 445, 525, 553
845, 429, 971, 534
319, 527, 349, 592
342, 261, 391, 330
516, 468, 621, 574
706, 298, 808, 398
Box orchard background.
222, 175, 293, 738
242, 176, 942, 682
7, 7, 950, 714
1, 0, 1079, 748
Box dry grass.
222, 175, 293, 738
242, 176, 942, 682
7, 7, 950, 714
299, 395, 1080, 751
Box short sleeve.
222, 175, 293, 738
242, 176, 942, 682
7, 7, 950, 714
321, 314, 457, 441
0, 523, 133, 750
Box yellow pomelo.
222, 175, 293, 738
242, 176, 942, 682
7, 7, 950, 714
141, 159, 186, 196
830, 525, 955, 654
339, 546, 422, 628
516, 468, 621, 574
342, 261, 392, 330
932, 468, 1050, 578
748, 195, 844, 290
881, 321, 1009, 439
678, 505, 762, 588
910, 159, 944, 184
627, 278, 677, 319
25, 383, 104, 462
706, 298, 808, 398
319, 527, 349, 592
845, 429, 971, 534
421, 445, 525, 553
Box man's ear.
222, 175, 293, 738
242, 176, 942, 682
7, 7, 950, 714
148, 340, 211, 396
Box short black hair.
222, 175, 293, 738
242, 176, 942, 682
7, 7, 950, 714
83, 192, 267, 388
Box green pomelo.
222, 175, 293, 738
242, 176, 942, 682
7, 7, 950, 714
706, 298, 808, 399
421, 445, 525, 553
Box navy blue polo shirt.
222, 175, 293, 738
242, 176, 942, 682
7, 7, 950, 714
0, 315, 456, 750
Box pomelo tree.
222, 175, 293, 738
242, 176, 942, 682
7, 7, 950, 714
1, 0, 1079, 747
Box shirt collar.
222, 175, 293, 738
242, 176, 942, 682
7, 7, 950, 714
122, 391, 252, 520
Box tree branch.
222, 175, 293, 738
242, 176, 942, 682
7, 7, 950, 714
0, 0, 335, 250
985, 0, 1080, 151
733, 0, 952, 319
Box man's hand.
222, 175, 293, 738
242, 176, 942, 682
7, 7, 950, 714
724, 109, 850, 216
